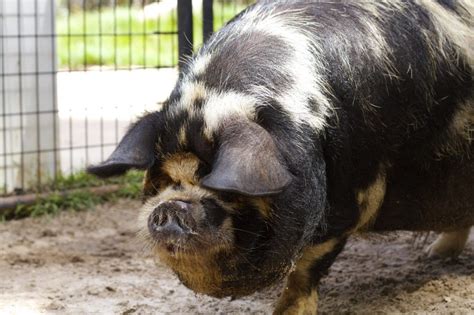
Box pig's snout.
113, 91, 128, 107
147, 200, 196, 244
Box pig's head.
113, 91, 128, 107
87, 96, 327, 297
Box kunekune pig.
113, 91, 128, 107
88, 0, 473, 313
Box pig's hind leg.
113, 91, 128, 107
274, 238, 346, 315
426, 227, 471, 259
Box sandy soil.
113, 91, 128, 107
0, 199, 473, 314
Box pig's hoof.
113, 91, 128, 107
274, 289, 318, 315
426, 228, 471, 259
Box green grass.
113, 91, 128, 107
56, 3, 250, 69
2, 171, 144, 221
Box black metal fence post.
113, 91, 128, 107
177, 0, 193, 70
203, 0, 214, 43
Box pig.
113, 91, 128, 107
88, 0, 473, 313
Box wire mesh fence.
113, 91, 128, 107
1, 0, 253, 199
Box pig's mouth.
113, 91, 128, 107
157, 244, 291, 298
149, 224, 293, 298
161, 243, 182, 256
148, 221, 234, 258
160, 238, 216, 256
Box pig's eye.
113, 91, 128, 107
157, 173, 174, 187
197, 162, 212, 179
216, 190, 241, 203
172, 182, 183, 190
159, 173, 183, 190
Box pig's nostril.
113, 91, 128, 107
174, 216, 189, 232
173, 215, 180, 227
158, 212, 167, 226
148, 208, 163, 231
148, 208, 191, 238
147, 200, 197, 241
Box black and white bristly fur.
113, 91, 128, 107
88, 1, 473, 313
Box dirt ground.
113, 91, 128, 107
1, 199, 473, 315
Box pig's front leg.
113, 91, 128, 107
274, 238, 347, 315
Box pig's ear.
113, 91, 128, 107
201, 120, 292, 197
87, 112, 161, 178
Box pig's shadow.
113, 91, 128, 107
318, 234, 473, 314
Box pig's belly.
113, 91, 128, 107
373, 155, 474, 232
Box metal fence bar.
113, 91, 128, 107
203, 0, 214, 43
1, 0, 7, 194
51, 0, 59, 184
16, 0, 25, 190
177, 0, 193, 70
34, 0, 42, 190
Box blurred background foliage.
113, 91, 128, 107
56, 0, 254, 69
